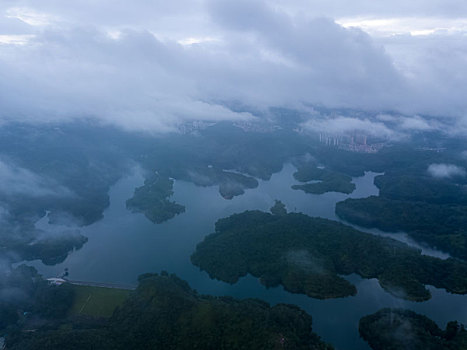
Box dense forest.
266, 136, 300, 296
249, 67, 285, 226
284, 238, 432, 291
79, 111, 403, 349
374, 174, 467, 205
336, 196, 467, 260
359, 308, 467, 350
1, 119, 465, 265
0, 265, 75, 333
3, 3, 467, 346
0, 121, 313, 264
3, 272, 333, 350
126, 174, 185, 223
191, 210, 467, 301
2, 119, 467, 348
291, 163, 356, 194
333, 144, 467, 260
270, 200, 287, 216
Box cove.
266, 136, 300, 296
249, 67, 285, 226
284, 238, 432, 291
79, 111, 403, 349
28, 164, 467, 350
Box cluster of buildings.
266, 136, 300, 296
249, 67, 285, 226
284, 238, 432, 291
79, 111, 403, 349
318, 132, 385, 153
177, 121, 215, 134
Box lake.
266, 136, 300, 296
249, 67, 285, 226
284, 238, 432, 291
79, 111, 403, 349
29, 163, 467, 350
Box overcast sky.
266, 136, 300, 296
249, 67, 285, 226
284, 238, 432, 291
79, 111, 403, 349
1, 0, 467, 133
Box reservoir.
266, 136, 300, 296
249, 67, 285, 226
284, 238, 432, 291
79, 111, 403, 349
28, 164, 467, 350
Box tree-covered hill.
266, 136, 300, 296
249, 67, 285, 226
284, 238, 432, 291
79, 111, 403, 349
5, 272, 333, 350
192, 210, 467, 301
359, 308, 467, 350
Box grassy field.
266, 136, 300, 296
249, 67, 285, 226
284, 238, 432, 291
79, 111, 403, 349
69, 285, 131, 318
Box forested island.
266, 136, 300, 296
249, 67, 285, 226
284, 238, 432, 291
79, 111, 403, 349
1, 119, 464, 265
359, 308, 467, 350
191, 209, 467, 301
291, 163, 356, 194
187, 167, 259, 200
126, 174, 185, 224
2, 271, 333, 350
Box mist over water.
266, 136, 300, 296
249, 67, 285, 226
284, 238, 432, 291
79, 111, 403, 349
27, 163, 467, 350
2, 2, 467, 348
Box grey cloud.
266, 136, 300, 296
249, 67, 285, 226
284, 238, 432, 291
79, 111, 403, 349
380, 32, 467, 120
209, 1, 399, 77
208, 0, 281, 32
0, 0, 208, 40
0, 27, 252, 130
1, 17, 402, 129
8, 0, 467, 23
272, 0, 467, 18
0, 1, 466, 134
204, 0, 408, 111
0, 15, 33, 34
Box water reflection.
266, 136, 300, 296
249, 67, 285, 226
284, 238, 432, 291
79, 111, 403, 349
27, 163, 467, 350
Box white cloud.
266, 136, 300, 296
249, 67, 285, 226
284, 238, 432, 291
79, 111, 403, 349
0, 34, 33, 45
427, 163, 466, 178
6, 7, 56, 26
336, 17, 467, 37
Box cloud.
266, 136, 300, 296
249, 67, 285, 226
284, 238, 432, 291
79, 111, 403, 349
398, 116, 436, 131
427, 163, 466, 178
0, 159, 73, 197
337, 17, 467, 38
0, 13, 34, 34
0, 1, 466, 133
207, 0, 405, 107
5, 7, 57, 26
272, 0, 467, 19
302, 116, 397, 139
0, 3, 407, 130
0, 26, 254, 131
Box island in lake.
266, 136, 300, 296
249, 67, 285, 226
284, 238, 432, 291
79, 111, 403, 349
291, 163, 356, 195
191, 207, 467, 301
359, 308, 467, 350
126, 174, 185, 224
180, 166, 259, 200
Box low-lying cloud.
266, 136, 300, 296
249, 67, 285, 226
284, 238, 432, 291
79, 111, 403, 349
427, 163, 466, 178
0, 159, 73, 198
302, 116, 397, 140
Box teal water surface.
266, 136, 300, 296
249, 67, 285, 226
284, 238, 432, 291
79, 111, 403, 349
29, 164, 467, 350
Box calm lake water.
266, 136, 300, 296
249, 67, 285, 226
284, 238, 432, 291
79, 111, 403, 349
29, 164, 467, 350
